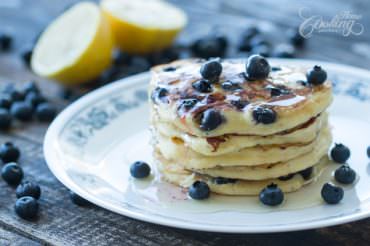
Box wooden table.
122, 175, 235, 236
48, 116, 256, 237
1, 0, 370, 245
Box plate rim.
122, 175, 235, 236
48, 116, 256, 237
44, 58, 370, 233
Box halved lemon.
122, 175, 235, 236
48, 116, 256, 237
101, 0, 187, 54
31, 2, 113, 85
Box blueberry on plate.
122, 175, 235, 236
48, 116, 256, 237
252, 106, 276, 124
321, 183, 344, 204
16, 181, 41, 199
334, 165, 356, 184
0, 33, 12, 51
245, 55, 271, 80
130, 161, 151, 178
200, 109, 223, 131
200, 60, 222, 82
36, 102, 57, 122
1, 162, 23, 186
188, 181, 210, 200
15, 196, 39, 220
265, 85, 289, 97
306, 65, 327, 85
221, 81, 242, 91
10, 102, 33, 121
330, 143, 350, 163
0, 108, 12, 130
69, 191, 92, 207
230, 99, 249, 110
0, 142, 20, 162
25, 92, 46, 108
0, 94, 12, 109
259, 183, 284, 206
192, 79, 212, 93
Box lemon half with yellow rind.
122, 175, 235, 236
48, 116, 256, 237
31, 2, 113, 85
101, 0, 187, 54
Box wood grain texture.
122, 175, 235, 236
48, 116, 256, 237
0, 0, 370, 245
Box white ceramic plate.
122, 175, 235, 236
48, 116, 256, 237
44, 59, 370, 233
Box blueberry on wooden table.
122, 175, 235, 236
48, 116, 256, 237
22, 81, 40, 94
16, 181, 41, 199
36, 102, 57, 122
0, 94, 12, 109
306, 65, 327, 85
10, 101, 33, 121
191, 35, 227, 59
21, 48, 33, 67
15, 196, 39, 220
321, 183, 344, 204
69, 191, 92, 207
245, 54, 271, 80
0, 108, 12, 130
287, 27, 305, 48
330, 143, 350, 163
200, 109, 223, 131
238, 26, 260, 52
252, 106, 276, 124
259, 183, 284, 206
334, 165, 356, 184
188, 181, 210, 200
25, 92, 46, 108
130, 161, 151, 178
0, 142, 20, 163
1, 162, 23, 186
200, 60, 223, 82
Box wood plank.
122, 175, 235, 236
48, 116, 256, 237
0, 225, 41, 246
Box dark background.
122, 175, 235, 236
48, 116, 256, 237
0, 0, 370, 245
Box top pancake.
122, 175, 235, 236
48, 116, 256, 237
149, 59, 332, 137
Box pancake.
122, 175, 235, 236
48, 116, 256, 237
152, 111, 328, 156
153, 125, 330, 169
156, 151, 329, 196
149, 59, 332, 137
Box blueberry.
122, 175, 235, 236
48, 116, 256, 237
251, 44, 271, 57
191, 36, 226, 59
200, 109, 223, 131
69, 191, 92, 206
0, 33, 12, 51
188, 181, 210, 200
16, 181, 41, 199
130, 161, 151, 178
0, 94, 12, 109
200, 60, 222, 82
230, 100, 249, 110
288, 28, 305, 48
0, 108, 12, 130
278, 173, 294, 181
334, 165, 356, 184
15, 196, 39, 220
306, 65, 327, 85
221, 81, 242, 91
0, 142, 20, 162
252, 106, 276, 124
1, 162, 23, 186
367, 146, 370, 158
321, 183, 344, 204
192, 79, 212, 93
330, 143, 350, 163
259, 183, 284, 206
245, 55, 270, 80
22, 81, 40, 94
9, 88, 25, 102
265, 85, 289, 97
299, 167, 313, 180
151, 87, 169, 104
21, 48, 33, 67
179, 98, 198, 111
213, 177, 237, 185
36, 103, 57, 122
25, 92, 46, 108
10, 102, 33, 121
272, 44, 295, 58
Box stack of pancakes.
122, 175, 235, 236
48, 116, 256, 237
149, 59, 332, 196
